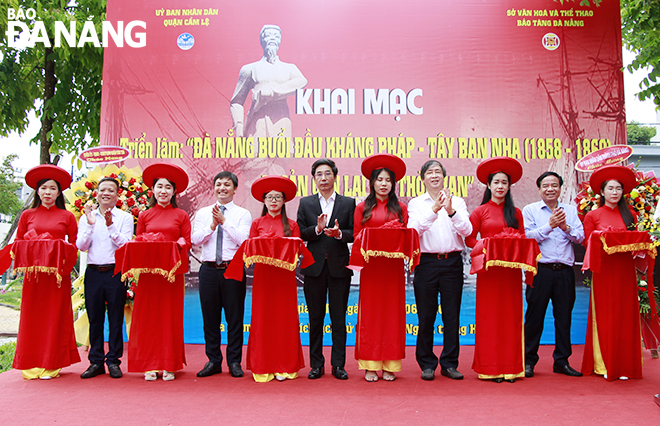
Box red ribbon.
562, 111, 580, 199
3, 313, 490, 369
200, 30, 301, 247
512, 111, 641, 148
23, 229, 54, 240
134, 232, 166, 242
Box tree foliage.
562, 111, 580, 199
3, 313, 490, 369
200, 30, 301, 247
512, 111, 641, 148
621, 0, 660, 109
627, 120, 658, 143
0, 154, 23, 218
0, 0, 105, 165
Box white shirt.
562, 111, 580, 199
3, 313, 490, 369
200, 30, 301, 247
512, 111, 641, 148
318, 191, 336, 216
77, 207, 133, 265
191, 201, 252, 262
407, 192, 472, 253
315, 191, 341, 239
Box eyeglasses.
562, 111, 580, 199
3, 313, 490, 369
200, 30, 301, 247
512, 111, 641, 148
265, 195, 283, 201
314, 171, 334, 178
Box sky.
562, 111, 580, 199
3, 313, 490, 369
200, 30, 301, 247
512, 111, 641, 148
1, 49, 659, 177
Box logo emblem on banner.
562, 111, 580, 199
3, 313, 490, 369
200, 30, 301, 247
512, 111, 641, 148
542, 33, 560, 51
177, 33, 195, 50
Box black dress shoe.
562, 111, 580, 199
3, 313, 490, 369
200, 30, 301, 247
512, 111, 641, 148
197, 362, 222, 377
440, 368, 464, 380
229, 362, 244, 378
81, 363, 105, 379
553, 364, 583, 377
332, 367, 348, 380
525, 364, 534, 378
421, 369, 435, 381
108, 364, 123, 379
505, 378, 516, 383
492, 378, 504, 383
308, 367, 325, 379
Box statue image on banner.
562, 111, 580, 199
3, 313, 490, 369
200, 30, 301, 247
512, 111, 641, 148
230, 25, 307, 138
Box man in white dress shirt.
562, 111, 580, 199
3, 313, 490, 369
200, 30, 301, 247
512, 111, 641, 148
78, 177, 133, 379
192, 171, 252, 378
408, 161, 473, 381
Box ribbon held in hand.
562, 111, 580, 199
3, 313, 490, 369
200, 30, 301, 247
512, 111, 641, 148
23, 229, 54, 240
134, 232, 166, 242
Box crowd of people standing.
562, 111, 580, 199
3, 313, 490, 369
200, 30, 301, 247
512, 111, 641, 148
4, 153, 652, 384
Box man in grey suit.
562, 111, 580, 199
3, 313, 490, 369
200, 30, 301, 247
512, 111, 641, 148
297, 159, 355, 380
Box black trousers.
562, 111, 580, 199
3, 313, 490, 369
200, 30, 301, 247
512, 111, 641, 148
413, 255, 464, 371
303, 260, 351, 368
198, 264, 246, 365
84, 268, 126, 366
524, 265, 575, 367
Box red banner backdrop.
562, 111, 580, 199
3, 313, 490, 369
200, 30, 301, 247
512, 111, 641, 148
100, 0, 626, 217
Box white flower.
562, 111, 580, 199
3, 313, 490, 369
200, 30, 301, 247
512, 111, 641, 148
640, 280, 647, 287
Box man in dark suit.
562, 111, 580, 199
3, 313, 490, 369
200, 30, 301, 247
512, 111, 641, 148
297, 159, 355, 380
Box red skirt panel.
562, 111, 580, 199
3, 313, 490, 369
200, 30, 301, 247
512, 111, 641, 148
472, 267, 524, 376
582, 252, 642, 380
128, 274, 186, 372
355, 257, 406, 361
247, 264, 304, 374
13, 274, 80, 370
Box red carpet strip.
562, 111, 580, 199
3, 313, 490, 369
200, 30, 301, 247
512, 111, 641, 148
0, 345, 659, 425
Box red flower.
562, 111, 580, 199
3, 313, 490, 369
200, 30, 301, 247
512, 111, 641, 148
118, 188, 123, 194
74, 199, 82, 208
127, 198, 135, 207
131, 207, 140, 216
116, 200, 123, 207
129, 178, 136, 184
110, 173, 118, 178
147, 189, 153, 198
92, 190, 97, 198
127, 272, 134, 278
125, 191, 132, 198
639, 287, 647, 292
645, 205, 651, 211
84, 181, 94, 189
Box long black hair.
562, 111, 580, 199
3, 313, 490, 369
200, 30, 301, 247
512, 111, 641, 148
599, 179, 635, 230
480, 172, 519, 229
148, 178, 179, 208
261, 192, 292, 237
31, 178, 66, 210
361, 167, 404, 225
